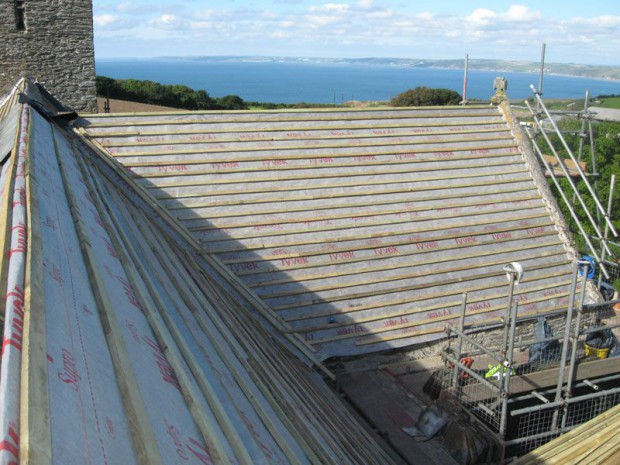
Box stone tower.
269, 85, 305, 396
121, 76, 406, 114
0, 0, 97, 112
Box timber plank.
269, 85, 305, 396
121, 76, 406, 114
461, 357, 620, 402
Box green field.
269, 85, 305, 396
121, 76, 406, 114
595, 96, 620, 109
530, 95, 620, 111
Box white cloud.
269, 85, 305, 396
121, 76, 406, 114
94, 14, 121, 27
320, 4, 350, 13
502, 5, 541, 22
149, 14, 184, 30
568, 15, 620, 29
357, 0, 374, 9
115, 2, 134, 13
92, 1, 620, 65
466, 8, 496, 25
270, 30, 292, 39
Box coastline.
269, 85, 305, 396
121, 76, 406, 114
95, 58, 620, 102
96, 56, 620, 83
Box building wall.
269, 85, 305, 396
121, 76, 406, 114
0, 0, 97, 112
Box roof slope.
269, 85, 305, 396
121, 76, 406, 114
79, 105, 577, 359
0, 84, 396, 464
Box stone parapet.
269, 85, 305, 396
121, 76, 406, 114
0, 0, 97, 112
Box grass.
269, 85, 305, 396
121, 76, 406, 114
595, 96, 620, 109
516, 95, 620, 112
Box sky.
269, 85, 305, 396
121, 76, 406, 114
93, 1, 620, 66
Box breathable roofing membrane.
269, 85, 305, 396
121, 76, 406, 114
80, 104, 577, 359
0, 82, 396, 465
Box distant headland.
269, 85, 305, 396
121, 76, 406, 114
158, 55, 620, 81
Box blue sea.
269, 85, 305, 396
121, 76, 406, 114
96, 58, 620, 104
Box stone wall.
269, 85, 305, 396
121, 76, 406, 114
0, 0, 97, 112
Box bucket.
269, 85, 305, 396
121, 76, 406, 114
584, 343, 611, 359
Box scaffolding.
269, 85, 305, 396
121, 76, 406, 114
439, 260, 620, 462
426, 72, 620, 462
521, 85, 618, 280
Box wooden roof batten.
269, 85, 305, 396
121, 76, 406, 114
0, 80, 400, 465
79, 100, 583, 361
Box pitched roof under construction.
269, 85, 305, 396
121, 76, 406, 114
0, 81, 398, 465
77, 101, 580, 360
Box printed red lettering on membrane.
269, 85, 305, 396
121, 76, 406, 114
329, 251, 356, 261
395, 152, 417, 160
189, 135, 216, 142
352, 215, 376, 223
262, 159, 288, 167
416, 241, 439, 250
330, 130, 354, 136
286, 132, 312, 138
468, 301, 492, 312
544, 288, 564, 297
238, 410, 278, 463
353, 155, 377, 161
43, 215, 56, 230
93, 211, 104, 228
374, 246, 399, 255
304, 219, 332, 227
337, 325, 368, 336
211, 161, 239, 169
428, 309, 451, 319
527, 226, 546, 236
50, 264, 64, 286
126, 321, 141, 343
253, 223, 283, 231
105, 417, 116, 439
239, 133, 264, 140
157, 165, 189, 173
143, 335, 181, 391
0, 422, 19, 462
82, 304, 93, 316
9, 223, 27, 258
187, 437, 214, 465
11, 187, 26, 208
164, 420, 190, 460
228, 262, 260, 273
492, 232, 512, 240
280, 257, 309, 266
2, 287, 25, 354
117, 276, 142, 310
103, 264, 114, 279
58, 348, 80, 391
102, 238, 119, 260
455, 236, 477, 245
311, 157, 334, 165
383, 316, 409, 327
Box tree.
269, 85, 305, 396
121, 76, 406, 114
538, 118, 620, 259
390, 87, 462, 107
216, 95, 247, 110
95, 76, 219, 110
